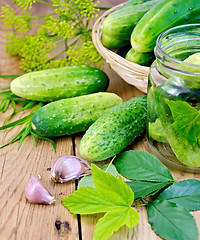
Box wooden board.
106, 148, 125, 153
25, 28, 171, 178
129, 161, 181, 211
0, 1, 200, 240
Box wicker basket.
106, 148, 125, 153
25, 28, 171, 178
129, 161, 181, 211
92, 4, 149, 94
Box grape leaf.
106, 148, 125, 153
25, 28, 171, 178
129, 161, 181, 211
93, 207, 139, 240
166, 99, 200, 146
77, 163, 117, 189
114, 150, 174, 182
157, 179, 200, 211
62, 164, 139, 240
126, 180, 172, 200
61, 186, 117, 214
92, 164, 134, 207
148, 200, 198, 240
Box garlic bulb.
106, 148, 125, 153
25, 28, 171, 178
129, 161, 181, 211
50, 155, 91, 183
25, 176, 55, 204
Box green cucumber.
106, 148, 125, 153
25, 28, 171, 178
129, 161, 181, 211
119, 0, 153, 9
101, 0, 160, 49
31, 92, 122, 137
79, 96, 147, 162
131, 0, 200, 52
10, 65, 109, 102
101, 34, 130, 50
125, 48, 154, 66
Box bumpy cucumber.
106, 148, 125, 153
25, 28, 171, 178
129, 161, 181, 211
101, 0, 160, 49
131, 0, 200, 52
79, 96, 147, 162
10, 65, 109, 102
125, 48, 154, 66
31, 92, 122, 137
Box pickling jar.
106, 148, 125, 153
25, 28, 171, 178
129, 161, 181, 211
147, 24, 200, 172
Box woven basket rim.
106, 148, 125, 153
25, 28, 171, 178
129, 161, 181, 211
92, 3, 150, 76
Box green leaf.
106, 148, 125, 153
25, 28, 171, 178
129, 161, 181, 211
18, 122, 32, 150
92, 164, 134, 207
78, 163, 117, 189
154, 87, 200, 167
62, 164, 135, 214
148, 200, 198, 240
2, 99, 10, 112
0, 127, 25, 149
157, 179, 200, 211
114, 151, 174, 182
0, 74, 21, 78
62, 164, 140, 240
0, 101, 44, 150
31, 132, 37, 147
0, 90, 17, 98
166, 99, 200, 146
0, 84, 10, 89
30, 131, 56, 150
93, 207, 139, 240
62, 186, 117, 215
126, 180, 171, 200
0, 114, 32, 130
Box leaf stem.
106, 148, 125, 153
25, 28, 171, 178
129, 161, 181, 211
95, 6, 111, 10
0, 75, 21, 78
48, 37, 80, 62
30, 131, 56, 150
35, 0, 55, 9
105, 156, 116, 172
133, 203, 148, 208
143, 198, 151, 203
0, 85, 10, 90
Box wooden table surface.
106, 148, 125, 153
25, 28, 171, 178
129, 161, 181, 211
0, 1, 200, 240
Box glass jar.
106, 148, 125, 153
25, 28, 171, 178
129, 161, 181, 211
147, 24, 200, 173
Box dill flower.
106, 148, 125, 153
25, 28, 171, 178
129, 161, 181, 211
19, 34, 55, 72
1, 0, 104, 72
45, 59, 70, 69
43, 15, 75, 40
13, 0, 36, 10
5, 32, 25, 56
67, 40, 104, 68
0, 0, 106, 150
1, 5, 32, 33
73, 0, 100, 20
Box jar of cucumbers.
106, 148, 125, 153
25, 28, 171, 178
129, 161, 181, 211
147, 24, 200, 172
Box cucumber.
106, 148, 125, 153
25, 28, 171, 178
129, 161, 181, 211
10, 65, 109, 102
79, 96, 147, 162
101, 34, 130, 50
31, 92, 122, 137
125, 48, 154, 66
101, 0, 160, 49
131, 0, 200, 52
119, 0, 153, 9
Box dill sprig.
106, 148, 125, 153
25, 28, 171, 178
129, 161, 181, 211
0, 93, 56, 150
1, 0, 104, 72
0, 0, 107, 149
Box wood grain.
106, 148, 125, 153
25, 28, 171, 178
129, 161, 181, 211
0, 1, 200, 240
0, 1, 79, 240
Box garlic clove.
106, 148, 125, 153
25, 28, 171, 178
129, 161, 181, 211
50, 155, 91, 183
25, 176, 55, 204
